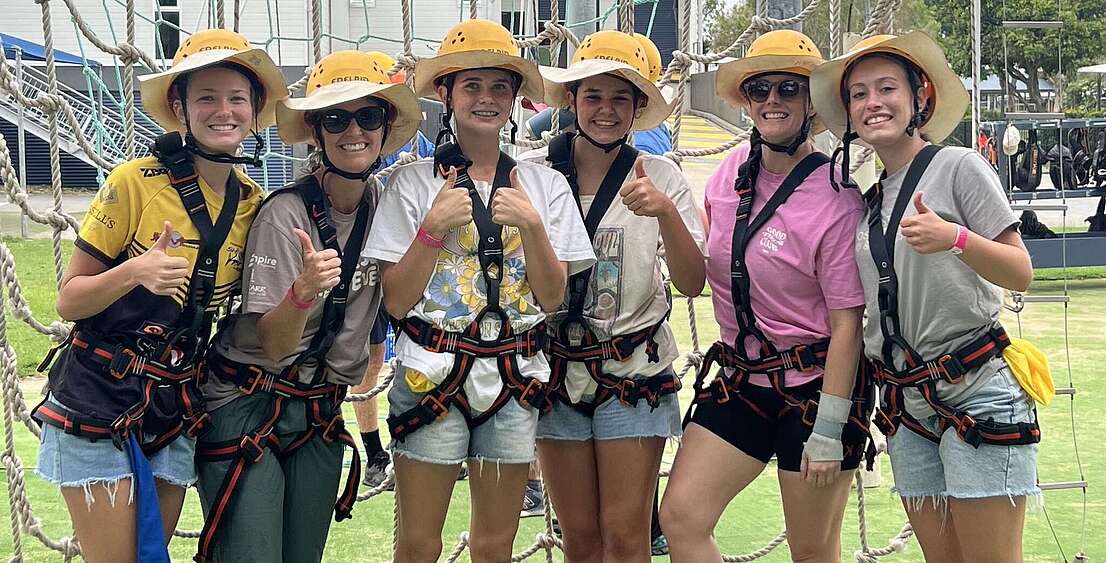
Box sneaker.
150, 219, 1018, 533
650, 534, 669, 557
362, 451, 392, 489
519, 481, 545, 518
551, 518, 562, 537
457, 465, 469, 481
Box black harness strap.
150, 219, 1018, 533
387, 144, 552, 441
863, 145, 1040, 448
543, 133, 676, 413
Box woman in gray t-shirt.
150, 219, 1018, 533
811, 32, 1039, 562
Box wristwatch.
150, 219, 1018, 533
949, 224, 968, 255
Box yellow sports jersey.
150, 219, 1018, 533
75, 155, 262, 338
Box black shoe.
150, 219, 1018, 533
520, 481, 545, 518
457, 465, 469, 481
363, 451, 392, 489
650, 534, 669, 556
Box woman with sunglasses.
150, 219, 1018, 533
193, 50, 422, 562
364, 19, 593, 562
32, 29, 285, 563
810, 33, 1038, 562
515, 30, 705, 561
660, 30, 871, 562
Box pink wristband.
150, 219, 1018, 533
952, 224, 969, 252
416, 227, 445, 249
286, 281, 315, 310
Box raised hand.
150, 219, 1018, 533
422, 166, 473, 236
291, 227, 341, 302
134, 221, 190, 296
491, 167, 541, 231
619, 157, 675, 218
899, 192, 959, 254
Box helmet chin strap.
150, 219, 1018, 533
571, 95, 638, 153
829, 123, 861, 192
184, 130, 266, 167
757, 114, 812, 156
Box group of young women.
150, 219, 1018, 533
34, 17, 1039, 563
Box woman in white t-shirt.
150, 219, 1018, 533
516, 30, 705, 561
362, 19, 594, 563
810, 32, 1039, 562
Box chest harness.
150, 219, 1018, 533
33, 132, 241, 456
387, 143, 552, 442
684, 147, 874, 460
864, 144, 1041, 448
543, 133, 677, 415
194, 175, 371, 562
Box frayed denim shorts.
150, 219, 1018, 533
388, 369, 537, 465
886, 366, 1040, 501
536, 369, 682, 442
36, 395, 197, 490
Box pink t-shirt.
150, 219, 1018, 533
704, 143, 865, 387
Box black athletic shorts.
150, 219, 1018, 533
688, 377, 866, 472
369, 309, 392, 345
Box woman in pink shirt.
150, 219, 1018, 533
660, 30, 872, 562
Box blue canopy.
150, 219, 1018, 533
1, 32, 96, 66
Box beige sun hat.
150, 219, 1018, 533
540, 30, 672, 131
810, 31, 969, 143
276, 50, 421, 155
715, 29, 826, 133
413, 18, 544, 103
138, 29, 287, 132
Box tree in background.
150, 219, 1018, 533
702, 0, 754, 57
924, 0, 1106, 112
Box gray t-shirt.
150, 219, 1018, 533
854, 146, 1018, 416
204, 180, 383, 410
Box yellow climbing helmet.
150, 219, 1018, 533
139, 28, 288, 131
363, 51, 407, 85
540, 30, 672, 130
810, 31, 968, 143
715, 29, 823, 109
276, 50, 421, 155
633, 33, 663, 82
414, 18, 544, 102
572, 30, 650, 78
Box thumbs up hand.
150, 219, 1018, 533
135, 221, 190, 296
422, 166, 473, 238
491, 167, 541, 232
291, 227, 341, 303
619, 157, 675, 218
899, 192, 960, 254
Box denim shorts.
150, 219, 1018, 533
36, 396, 197, 489
886, 366, 1040, 500
388, 372, 537, 465
536, 373, 682, 441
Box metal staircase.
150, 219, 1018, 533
0, 61, 161, 168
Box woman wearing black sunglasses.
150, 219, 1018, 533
193, 50, 422, 562
661, 30, 872, 562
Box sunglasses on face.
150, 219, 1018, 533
313, 106, 388, 134
742, 78, 807, 104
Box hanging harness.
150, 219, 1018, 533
685, 151, 874, 463
387, 143, 553, 441
543, 133, 677, 415
193, 175, 371, 562
33, 132, 240, 455
864, 144, 1041, 448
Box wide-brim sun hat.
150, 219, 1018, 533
715, 29, 826, 133
540, 30, 671, 131
139, 29, 287, 132
810, 30, 969, 143
277, 50, 422, 155
413, 19, 544, 103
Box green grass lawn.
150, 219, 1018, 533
1, 239, 1102, 562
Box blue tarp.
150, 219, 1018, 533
1, 32, 96, 66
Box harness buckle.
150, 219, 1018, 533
418, 393, 450, 421
873, 408, 898, 437
955, 415, 984, 448
237, 365, 270, 396
518, 378, 549, 411
239, 434, 268, 464
798, 400, 818, 427
184, 412, 211, 439
793, 345, 816, 372
320, 414, 343, 444
935, 354, 966, 384
109, 347, 137, 380
610, 336, 637, 362
709, 379, 731, 404
616, 378, 640, 405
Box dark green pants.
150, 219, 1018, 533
196, 393, 344, 563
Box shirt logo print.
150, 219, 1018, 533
760, 226, 787, 254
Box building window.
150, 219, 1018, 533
155, 0, 181, 60
502, 11, 524, 35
